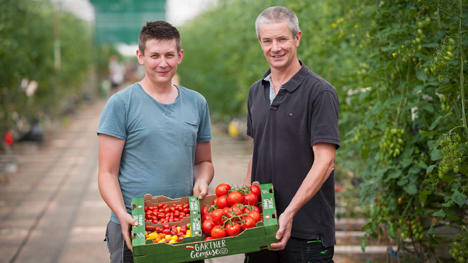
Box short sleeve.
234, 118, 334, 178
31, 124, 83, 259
97, 94, 127, 140
310, 90, 340, 149
246, 90, 253, 138
197, 101, 212, 143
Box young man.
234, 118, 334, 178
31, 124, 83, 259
98, 21, 213, 263
244, 6, 340, 263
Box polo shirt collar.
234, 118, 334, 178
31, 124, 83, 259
262, 60, 308, 93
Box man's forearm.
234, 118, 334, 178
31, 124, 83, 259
194, 161, 214, 185
283, 156, 335, 216
98, 172, 128, 219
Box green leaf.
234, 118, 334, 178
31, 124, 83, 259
458, 163, 468, 176
451, 190, 467, 207
417, 161, 428, 169
430, 149, 443, 161
419, 130, 438, 137
361, 239, 368, 252
387, 223, 396, 239
416, 68, 427, 82
404, 182, 418, 195
446, 214, 460, 221
360, 222, 371, 231
419, 190, 431, 205
451, 183, 460, 191
428, 226, 435, 235
387, 169, 401, 179
428, 234, 439, 245
399, 158, 413, 168
422, 43, 439, 48
433, 210, 446, 217
429, 115, 443, 130
426, 165, 436, 174
436, 81, 457, 94
409, 165, 422, 174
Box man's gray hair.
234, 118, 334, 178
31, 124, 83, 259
255, 6, 300, 39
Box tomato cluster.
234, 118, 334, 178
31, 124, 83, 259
145, 223, 192, 244
379, 127, 405, 159
202, 184, 263, 240
145, 203, 190, 224
450, 228, 468, 263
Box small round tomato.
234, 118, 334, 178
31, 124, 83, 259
241, 216, 257, 230
227, 191, 244, 206
212, 197, 219, 206
211, 225, 226, 238
250, 185, 261, 200
243, 193, 258, 206
204, 237, 214, 241
202, 218, 215, 236
216, 183, 231, 197
201, 205, 209, 218
211, 209, 225, 225
249, 211, 261, 222
216, 195, 229, 209
226, 222, 241, 236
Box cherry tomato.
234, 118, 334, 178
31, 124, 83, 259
202, 218, 215, 236
243, 193, 258, 206
226, 222, 241, 236
204, 237, 214, 241
211, 225, 226, 238
241, 216, 257, 230
250, 185, 261, 200
216, 195, 229, 209
211, 209, 225, 225
216, 183, 231, 197
227, 191, 244, 206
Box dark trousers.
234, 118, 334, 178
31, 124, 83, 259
244, 237, 334, 263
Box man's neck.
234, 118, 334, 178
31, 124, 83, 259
139, 78, 178, 104
270, 60, 302, 87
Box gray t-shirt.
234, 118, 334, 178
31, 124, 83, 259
98, 83, 212, 224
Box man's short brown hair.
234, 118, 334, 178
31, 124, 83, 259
138, 21, 181, 54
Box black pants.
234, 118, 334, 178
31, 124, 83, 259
244, 237, 334, 263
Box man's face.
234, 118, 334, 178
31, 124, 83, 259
137, 38, 183, 86
258, 22, 301, 72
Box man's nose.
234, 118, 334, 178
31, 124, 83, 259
272, 41, 281, 52
159, 57, 168, 67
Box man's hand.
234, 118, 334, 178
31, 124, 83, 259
118, 213, 138, 252
270, 210, 294, 251
193, 181, 210, 200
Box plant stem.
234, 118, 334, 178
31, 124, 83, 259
459, 0, 468, 138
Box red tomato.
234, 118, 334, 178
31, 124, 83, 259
203, 214, 211, 221
249, 211, 261, 222
211, 209, 225, 225
178, 236, 184, 242
212, 197, 219, 205
216, 195, 229, 209
227, 191, 244, 206
243, 193, 258, 206
215, 183, 231, 197
163, 224, 170, 229
163, 229, 171, 234
241, 216, 257, 230
204, 237, 214, 241
226, 222, 241, 236
250, 185, 262, 200
211, 225, 226, 238
201, 205, 209, 218
202, 218, 215, 236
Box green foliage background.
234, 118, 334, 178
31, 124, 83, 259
179, 0, 468, 261
0, 0, 106, 137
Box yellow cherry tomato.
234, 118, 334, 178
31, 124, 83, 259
186, 230, 191, 237
158, 240, 164, 243
165, 235, 172, 240
148, 232, 158, 240
169, 239, 176, 244
171, 235, 178, 241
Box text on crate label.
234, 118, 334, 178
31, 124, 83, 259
263, 199, 274, 210
189, 240, 229, 259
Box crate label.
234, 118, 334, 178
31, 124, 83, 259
189, 196, 199, 211
189, 239, 229, 259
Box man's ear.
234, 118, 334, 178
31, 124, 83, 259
136, 49, 144, 65
295, 31, 302, 47
177, 49, 184, 65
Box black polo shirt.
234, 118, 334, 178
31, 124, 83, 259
246, 61, 340, 248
